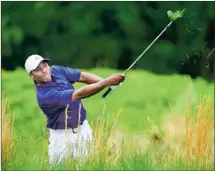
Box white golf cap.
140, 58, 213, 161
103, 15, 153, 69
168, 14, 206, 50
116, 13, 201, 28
24, 54, 50, 73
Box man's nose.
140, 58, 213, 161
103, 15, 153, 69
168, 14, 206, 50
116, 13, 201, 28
41, 67, 47, 73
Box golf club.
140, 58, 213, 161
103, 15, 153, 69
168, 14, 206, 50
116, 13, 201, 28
102, 10, 185, 98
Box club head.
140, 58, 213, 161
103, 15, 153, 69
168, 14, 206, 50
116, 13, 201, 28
167, 9, 186, 21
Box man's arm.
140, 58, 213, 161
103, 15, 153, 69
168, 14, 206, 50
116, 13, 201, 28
72, 74, 125, 101
79, 72, 104, 84
41, 73, 125, 105
58, 66, 103, 84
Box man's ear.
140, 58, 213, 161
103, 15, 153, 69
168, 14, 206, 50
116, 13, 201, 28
29, 73, 34, 79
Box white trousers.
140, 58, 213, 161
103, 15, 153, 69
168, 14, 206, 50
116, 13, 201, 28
48, 120, 93, 165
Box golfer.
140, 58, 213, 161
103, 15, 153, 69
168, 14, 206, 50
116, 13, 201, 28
24, 54, 125, 165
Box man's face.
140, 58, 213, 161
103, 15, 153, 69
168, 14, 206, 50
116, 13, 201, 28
30, 61, 51, 82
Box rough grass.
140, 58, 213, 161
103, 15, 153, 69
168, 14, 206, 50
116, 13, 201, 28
2, 94, 214, 170
2, 95, 15, 166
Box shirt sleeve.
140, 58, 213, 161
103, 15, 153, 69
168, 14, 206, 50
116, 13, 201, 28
40, 89, 74, 106
59, 66, 81, 83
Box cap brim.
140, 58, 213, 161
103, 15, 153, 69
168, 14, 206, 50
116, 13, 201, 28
42, 58, 50, 62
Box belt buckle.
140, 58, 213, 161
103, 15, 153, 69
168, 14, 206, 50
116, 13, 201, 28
72, 127, 78, 134
72, 121, 84, 134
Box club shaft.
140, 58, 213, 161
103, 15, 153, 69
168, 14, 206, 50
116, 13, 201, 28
123, 21, 173, 75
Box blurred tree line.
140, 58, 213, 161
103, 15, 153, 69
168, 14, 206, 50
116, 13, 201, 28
2, 1, 214, 80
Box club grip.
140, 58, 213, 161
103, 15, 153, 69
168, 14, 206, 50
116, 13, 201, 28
102, 87, 112, 98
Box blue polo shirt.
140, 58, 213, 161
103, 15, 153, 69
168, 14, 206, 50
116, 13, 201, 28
36, 65, 86, 129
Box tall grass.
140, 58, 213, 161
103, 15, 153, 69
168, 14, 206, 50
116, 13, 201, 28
2, 94, 214, 170
2, 95, 15, 166
185, 96, 214, 169
149, 94, 214, 170
49, 95, 214, 170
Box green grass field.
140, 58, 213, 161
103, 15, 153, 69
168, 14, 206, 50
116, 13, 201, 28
2, 68, 214, 170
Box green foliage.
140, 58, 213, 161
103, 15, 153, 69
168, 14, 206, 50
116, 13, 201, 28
2, 1, 214, 79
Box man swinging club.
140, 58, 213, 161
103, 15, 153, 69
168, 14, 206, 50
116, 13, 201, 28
24, 9, 184, 165
24, 54, 125, 165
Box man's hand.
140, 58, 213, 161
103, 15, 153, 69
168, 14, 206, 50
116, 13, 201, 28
106, 74, 125, 86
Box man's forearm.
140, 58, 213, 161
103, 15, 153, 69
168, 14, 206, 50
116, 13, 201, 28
72, 79, 108, 101
79, 72, 104, 84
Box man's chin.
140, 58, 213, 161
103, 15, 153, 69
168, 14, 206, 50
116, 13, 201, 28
42, 76, 52, 82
